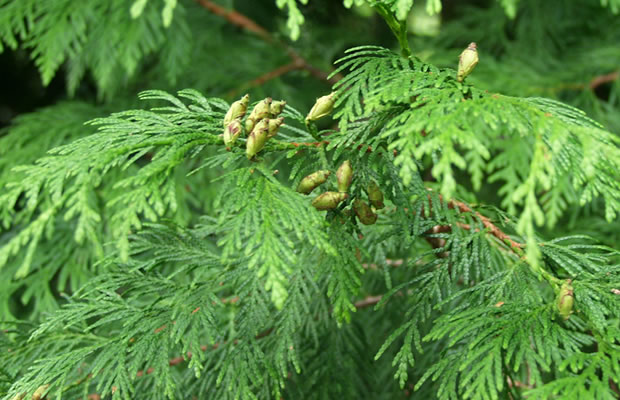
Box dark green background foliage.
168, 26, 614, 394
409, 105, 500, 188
0, 0, 619, 399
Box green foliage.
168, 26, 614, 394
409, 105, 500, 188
0, 0, 193, 97
1, 1, 619, 400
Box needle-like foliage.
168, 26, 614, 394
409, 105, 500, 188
0, 1, 618, 399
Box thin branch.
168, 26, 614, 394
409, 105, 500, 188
545, 70, 619, 93
422, 190, 524, 253
194, 0, 271, 41
235, 62, 300, 92
130, 294, 382, 384
195, 0, 342, 95
589, 70, 619, 90
445, 197, 524, 251
354, 295, 383, 309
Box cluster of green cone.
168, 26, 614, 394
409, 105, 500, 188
296, 160, 385, 225
222, 91, 339, 159
222, 94, 286, 159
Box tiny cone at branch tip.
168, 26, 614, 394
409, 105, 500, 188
297, 170, 331, 194
32, 385, 50, 400
556, 279, 574, 320
223, 119, 242, 149
367, 180, 385, 209
457, 42, 478, 82
353, 198, 377, 225
336, 160, 353, 193
223, 94, 249, 126
305, 92, 336, 123
270, 100, 286, 117
245, 97, 272, 133
268, 117, 284, 138
10, 393, 25, 400
312, 191, 348, 210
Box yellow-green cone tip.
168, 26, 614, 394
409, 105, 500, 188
336, 160, 353, 193
457, 42, 479, 82
305, 92, 336, 123
297, 170, 331, 194
312, 191, 348, 210
223, 120, 243, 149
223, 94, 249, 126
556, 279, 574, 320
246, 97, 272, 132
270, 100, 286, 117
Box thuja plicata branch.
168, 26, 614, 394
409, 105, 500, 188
223, 91, 527, 259
372, 4, 412, 58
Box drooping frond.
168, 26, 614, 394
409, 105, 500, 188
329, 46, 620, 264
0, 90, 226, 277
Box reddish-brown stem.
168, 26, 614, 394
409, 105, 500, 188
195, 0, 342, 95
589, 70, 619, 90
546, 70, 619, 93
243, 62, 300, 89
354, 295, 383, 309
421, 191, 523, 253
131, 296, 380, 381
194, 0, 271, 41
446, 197, 523, 251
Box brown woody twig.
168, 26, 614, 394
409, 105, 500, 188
194, 0, 342, 95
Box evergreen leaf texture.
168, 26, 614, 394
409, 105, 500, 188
0, 1, 618, 399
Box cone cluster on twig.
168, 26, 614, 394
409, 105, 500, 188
297, 160, 386, 226
220, 94, 286, 158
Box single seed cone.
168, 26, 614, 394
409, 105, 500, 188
268, 117, 284, 138
312, 191, 348, 210
223, 119, 242, 149
245, 97, 272, 133
457, 42, 479, 82
297, 170, 331, 194
223, 94, 249, 126
353, 198, 377, 225
367, 180, 385, 209
336, 160, 353, 193
305, 92, 336, 123
270, 100, 286, 117
32, 385, 50, 400
556, 279, 574, 320
246, 120, 270, 159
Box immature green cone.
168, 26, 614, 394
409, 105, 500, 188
223, 119, 242, 149
556, 279, 574, 320
312, 191, 348, 210
305, 92, 336, 123
268, 117, 284, 138
246, 121, 270, 160
336, 160, 353, 193
297, 170, 331, 194
245, 97, 272, 133
367, 180, 385, 209
270, 100, 286, 117
32, 385, 50, 400
457, 42, 478, 82
223, 94, 249, 126
353, 198, 377, 225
